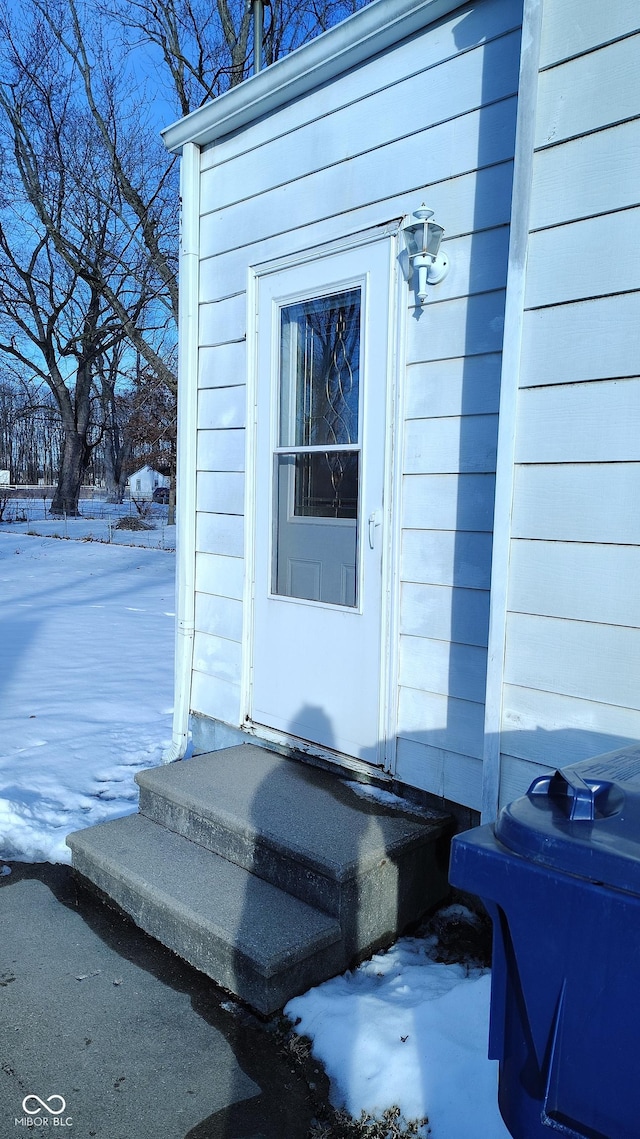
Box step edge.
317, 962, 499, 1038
66, 820, 343, 977
137, 785, 347, 883
72, 859, 346, 1015
136, 777, 447, 882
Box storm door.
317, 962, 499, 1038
250, 241, 393, 764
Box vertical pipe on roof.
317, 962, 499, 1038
162, 141, 200, 763
253, 0, 263, 74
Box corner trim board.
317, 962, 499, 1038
163, 141, 201, 762
481, 0, 543, 819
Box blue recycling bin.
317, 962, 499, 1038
449, 744, 640, 1139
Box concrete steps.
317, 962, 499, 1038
68, 813, 344, 1014
67, 744, 451, 1014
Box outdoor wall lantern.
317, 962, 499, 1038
402, 205, 449, 304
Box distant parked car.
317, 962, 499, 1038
152, 486, 170, 504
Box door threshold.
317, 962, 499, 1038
242, 720, 391, 787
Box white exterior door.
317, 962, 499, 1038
250, 240, 394, 765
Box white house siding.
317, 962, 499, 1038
192, 0, 523, 810
498, 1, 640, 807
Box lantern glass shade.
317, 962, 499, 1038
402, 205, 449, 302
425, 220, 444, 258
403, 215, 444, 261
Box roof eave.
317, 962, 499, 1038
161, 0, 468, 153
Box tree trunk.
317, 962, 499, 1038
104, 424, 133, 503
115, 435, 133, 504
50, 430, 89, 516
102, 429, 121, 501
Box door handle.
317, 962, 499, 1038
368, 511, 382, 549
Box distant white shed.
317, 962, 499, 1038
128, 465, 170, 499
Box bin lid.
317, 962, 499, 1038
495, 744, 640, 894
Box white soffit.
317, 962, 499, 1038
161, 0, 470, 152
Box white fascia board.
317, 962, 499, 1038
161, 0, 469, 153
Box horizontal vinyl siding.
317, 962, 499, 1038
508, 540, 640, 627
398, 253, 504, 804
198, 385, 246, 431
199, 162, 515, 302
502, 686, 640, 765
524, 208, 640, 310
514, 380, 640, 463
193, 0, 521, 781
195, 552, 244, 601
400, 635, 488, 704
407, 290, 507, 364
538, 0, 640, 68
191, 670, 241, 725
201, 0, 521, 169
398, 686, 486, 761
401, 529, 493, 590
520, 293, 640, 387
395, 737, 483, 808
199, 341, 246, 388
196, 429, 245, 472
201, 30, 522, 215
535, 33, 640, 147
500, 11, 640, 804
194, 592, 243, 642
196, 512, 244, 558
402, 473, 495, 532
401, 582, 491, 647
193, 631, 242, 686
504, 613, 640, 711
530, 118, 640, 231
405, 352, 502, 418
511, 465, 640, 547
404, 415, 499, 475
200, 100, 518, 264
196, 471, 245, 516
199, 294, 246, 347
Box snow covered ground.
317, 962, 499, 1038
0, 532, 508, 1138
286, 927, 509, 1138
0, 532, 175, 862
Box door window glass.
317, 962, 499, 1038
273, 288, 361, 606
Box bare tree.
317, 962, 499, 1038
0, 4, 174, 512
109, 0, 253, 112
1, 0, 179, 393
0, 375, 63, 484
96, 347, 135, 503
0, 215, 130, 513
0, 0, 371, 515
108, 0, 372, 113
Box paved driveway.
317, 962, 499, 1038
0, 864, 325, 1139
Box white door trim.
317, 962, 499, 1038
250, 219, 402, 278
242, 228, 402, 771
381, 240, 410, 778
